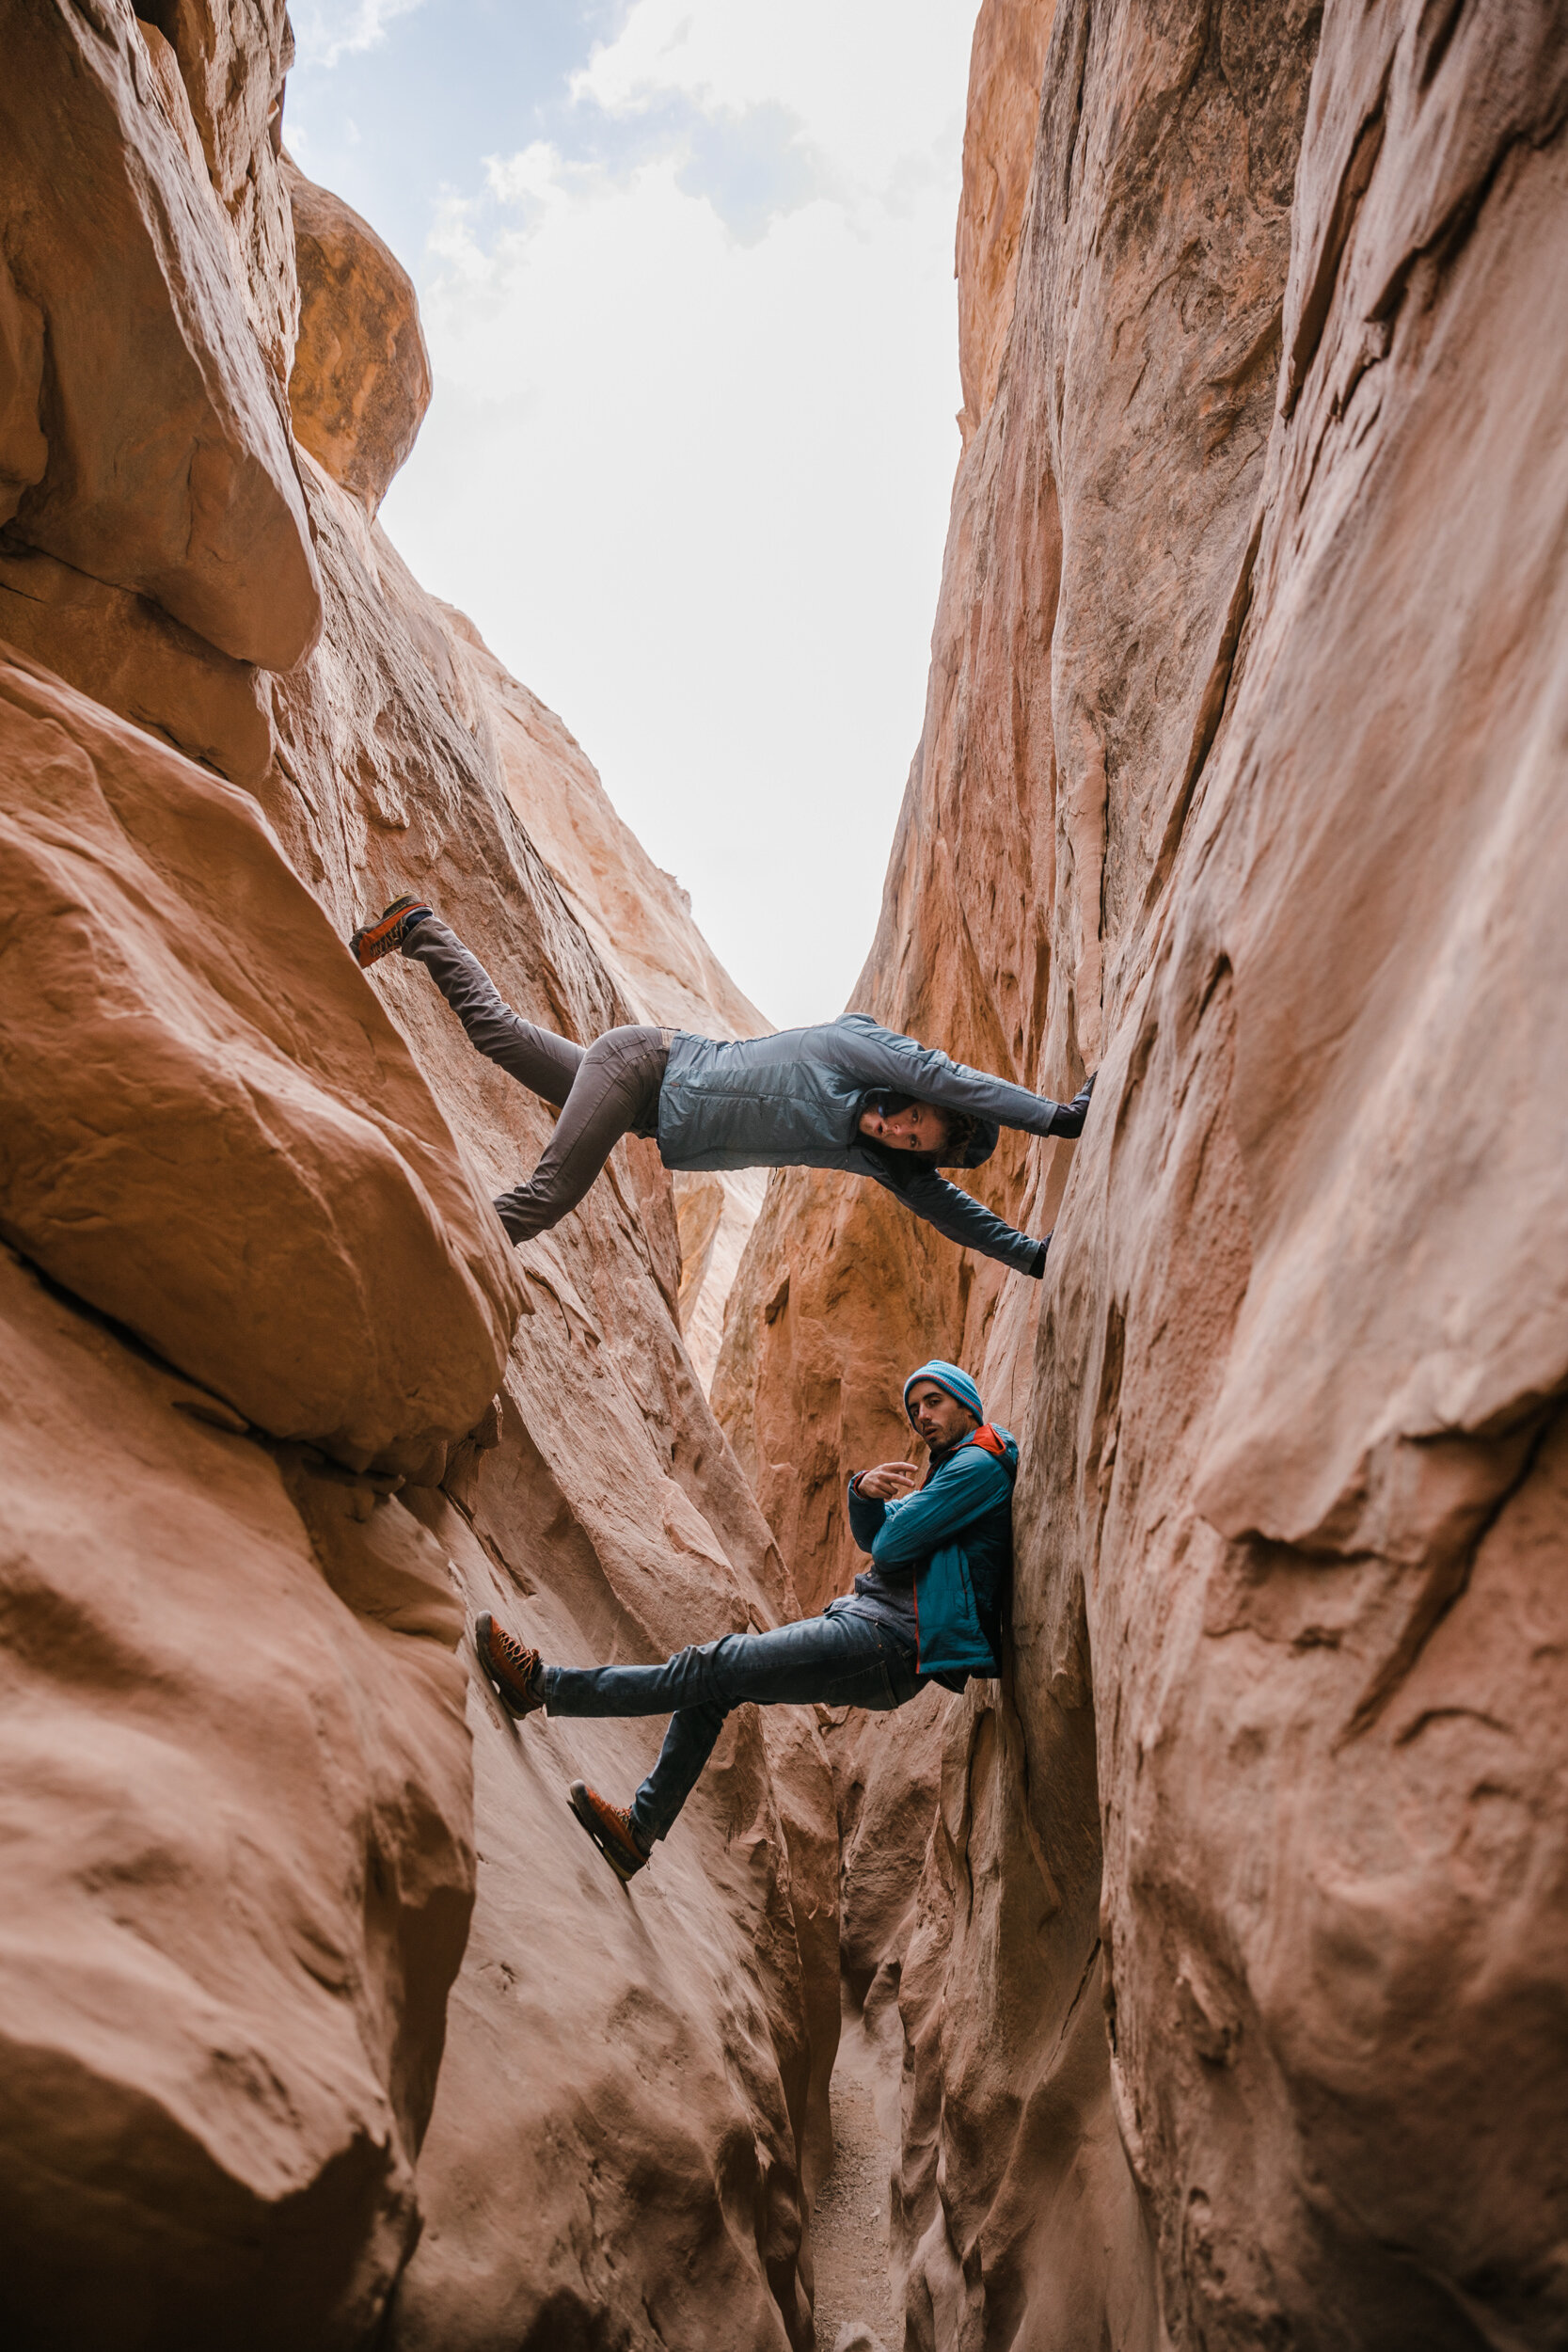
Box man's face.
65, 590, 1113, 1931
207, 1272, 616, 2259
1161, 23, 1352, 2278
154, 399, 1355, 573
859, 1100, 948, 1154
906, 1379, 978, 1450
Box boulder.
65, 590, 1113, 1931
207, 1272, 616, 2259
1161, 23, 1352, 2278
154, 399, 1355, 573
0, 648, 519, 1474
287, 161, 433, 517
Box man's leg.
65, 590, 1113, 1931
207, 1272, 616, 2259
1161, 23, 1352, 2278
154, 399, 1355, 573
401, 914, 584, 1102
491, 1025, 668, 1244
543, 1612, 916, 1846
399, 915, 669, 1245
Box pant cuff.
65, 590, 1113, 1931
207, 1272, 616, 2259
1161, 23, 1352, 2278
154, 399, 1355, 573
493, 1192, 531, 1244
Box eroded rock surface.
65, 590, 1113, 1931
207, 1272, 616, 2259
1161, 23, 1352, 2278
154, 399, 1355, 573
0, 1240, 476, 2352
0, 13, 834, 2347
5, 0, 1563, 2344
0, 0, 309, 779
0, 649, 516, 1477
0, 0, 319, 670
956, 0, 1057, 447
717, 2, 1568, 2346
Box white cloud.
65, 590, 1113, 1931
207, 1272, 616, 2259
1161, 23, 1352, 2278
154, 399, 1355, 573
574, 0, 965, 192
292, 0, 426, 72
380, 0, 977, 1027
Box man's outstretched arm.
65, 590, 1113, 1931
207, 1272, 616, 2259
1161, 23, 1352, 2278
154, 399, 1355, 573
891, 1166, 1051, 1276
826, 1016, 1094, 1139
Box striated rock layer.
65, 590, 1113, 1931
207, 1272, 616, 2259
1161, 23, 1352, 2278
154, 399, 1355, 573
716, 1, 1568, 2347
0, 6, 831, 2347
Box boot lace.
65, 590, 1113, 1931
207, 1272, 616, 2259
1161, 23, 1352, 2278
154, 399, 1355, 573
489, 1621, 538, 1681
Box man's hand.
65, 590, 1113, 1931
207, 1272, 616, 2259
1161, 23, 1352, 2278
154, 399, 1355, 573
856, 1461, 920, 1501
1049, 1070, 1097, 1138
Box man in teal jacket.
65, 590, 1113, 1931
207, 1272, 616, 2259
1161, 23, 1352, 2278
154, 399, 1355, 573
845, 1359, 1018, 1689
350, 897, 1093, 1273
472, 1360, 1017, 1882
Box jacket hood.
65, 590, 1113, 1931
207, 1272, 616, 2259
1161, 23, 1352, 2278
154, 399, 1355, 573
970, 1422, 1020, 1472
928, 1421, 1019, 1481
942, 1117, 998, 1169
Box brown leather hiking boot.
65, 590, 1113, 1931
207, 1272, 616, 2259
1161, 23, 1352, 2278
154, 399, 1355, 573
350, 895, 434, 968
568, 1781, 650, 1882
474, 1612, 544, 1718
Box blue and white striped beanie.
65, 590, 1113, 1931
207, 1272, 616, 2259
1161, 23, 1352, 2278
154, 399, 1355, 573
903, 1359, 984, 1424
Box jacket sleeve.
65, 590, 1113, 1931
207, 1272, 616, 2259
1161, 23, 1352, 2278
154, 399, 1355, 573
846, 1477, 888, 1556
824, 1016, 1076, 1138
882, 1163, 1045, 1275
870, 1450, 1014, 1565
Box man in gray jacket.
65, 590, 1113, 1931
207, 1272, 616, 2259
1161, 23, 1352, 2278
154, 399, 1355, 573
350, 897, 1093, 1274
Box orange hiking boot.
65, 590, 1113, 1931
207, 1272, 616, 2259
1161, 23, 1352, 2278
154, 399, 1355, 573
474, 1612, 544, 1718
568, 1781, 650, 1882
350, 894, 434, 967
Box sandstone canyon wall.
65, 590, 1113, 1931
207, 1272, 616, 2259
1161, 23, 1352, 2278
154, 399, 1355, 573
0, 7, 830, 2347
3, 3, 1565, 2349
716, 2, 1568, 2348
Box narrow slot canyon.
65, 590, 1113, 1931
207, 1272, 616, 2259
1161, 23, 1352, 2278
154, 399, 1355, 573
806, 1985, 905, 2352
2, 4, 1565, 2350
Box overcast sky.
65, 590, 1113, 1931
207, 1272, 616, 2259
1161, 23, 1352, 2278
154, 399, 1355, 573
287, 1, 976, 1028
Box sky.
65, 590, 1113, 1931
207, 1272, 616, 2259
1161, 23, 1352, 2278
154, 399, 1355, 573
286, 0, 978, 1028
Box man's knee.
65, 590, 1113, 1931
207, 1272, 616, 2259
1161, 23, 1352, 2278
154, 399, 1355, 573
664, 1632, 749, 1709
670, 1634, 730, 1674
582, 1025, 647, 1071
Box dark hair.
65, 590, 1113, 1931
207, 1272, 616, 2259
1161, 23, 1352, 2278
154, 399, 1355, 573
858, 1089, 988, 1169
861, 1104, 980, 1171
937, 1110, 981, 1165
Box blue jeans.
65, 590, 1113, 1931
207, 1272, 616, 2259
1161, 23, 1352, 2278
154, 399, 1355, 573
541, 1604, 922, 1844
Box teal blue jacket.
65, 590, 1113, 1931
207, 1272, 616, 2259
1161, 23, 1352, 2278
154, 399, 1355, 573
846, 1425, 1018, 1684
657, 1015, 1089, 1275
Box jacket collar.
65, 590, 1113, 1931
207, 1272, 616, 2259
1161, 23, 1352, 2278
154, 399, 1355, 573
923, 1422, 1017, 1486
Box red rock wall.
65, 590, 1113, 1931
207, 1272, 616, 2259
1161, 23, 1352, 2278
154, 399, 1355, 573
717, 2, 1568, 2345
6, 2, 1565, 2344
0, 7, 833, 2347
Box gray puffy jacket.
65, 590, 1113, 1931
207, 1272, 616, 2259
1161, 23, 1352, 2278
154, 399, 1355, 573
657, 1014, 1089, 1276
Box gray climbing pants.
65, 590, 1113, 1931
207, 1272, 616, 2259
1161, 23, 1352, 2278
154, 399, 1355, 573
403, 916, 669, 1244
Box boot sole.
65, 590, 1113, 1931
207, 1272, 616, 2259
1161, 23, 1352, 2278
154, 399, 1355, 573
568, 1781, 646, 1882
